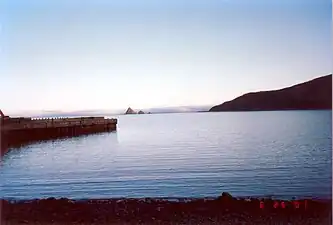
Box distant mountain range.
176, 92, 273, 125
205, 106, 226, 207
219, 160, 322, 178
210, 74, 332, 112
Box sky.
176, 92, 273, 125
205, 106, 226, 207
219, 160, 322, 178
0, 0, 331, 115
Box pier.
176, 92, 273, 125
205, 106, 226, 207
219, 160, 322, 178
0, 110, 117, 155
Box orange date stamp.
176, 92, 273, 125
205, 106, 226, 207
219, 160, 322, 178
259, 200, 308, 209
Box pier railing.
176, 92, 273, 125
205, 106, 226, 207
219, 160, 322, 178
1, 117, 117, 131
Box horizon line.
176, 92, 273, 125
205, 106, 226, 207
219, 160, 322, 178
3, 105, 213, 117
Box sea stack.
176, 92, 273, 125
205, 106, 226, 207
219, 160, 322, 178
138, 110, 145, 114
125, 107, 137, 115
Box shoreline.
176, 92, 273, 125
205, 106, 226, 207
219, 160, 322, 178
2, 193, 332, 224
2, 195, 332, 203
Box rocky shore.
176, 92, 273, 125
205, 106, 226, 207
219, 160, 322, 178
1, 193, 331, 225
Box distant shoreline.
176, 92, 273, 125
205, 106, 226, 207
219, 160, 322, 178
210, 74, 332, 112
7, 107, 331, 119
208, 109, 332, 112
119, 109, 332, 116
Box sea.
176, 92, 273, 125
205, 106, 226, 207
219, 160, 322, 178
0, 110, 331, 200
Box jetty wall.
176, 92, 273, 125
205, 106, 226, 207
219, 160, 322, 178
0, 115, 117, 155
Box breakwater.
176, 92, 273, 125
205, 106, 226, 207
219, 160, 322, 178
0, 111, 117, 155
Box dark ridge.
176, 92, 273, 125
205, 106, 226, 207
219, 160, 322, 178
210, 74, 332, 112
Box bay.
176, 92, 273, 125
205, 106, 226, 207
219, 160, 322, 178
0, 110, 331, 200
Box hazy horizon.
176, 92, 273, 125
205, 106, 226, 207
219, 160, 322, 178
4, 105, 212, 117
1, 0, 331, 115
4, 73, 332, 117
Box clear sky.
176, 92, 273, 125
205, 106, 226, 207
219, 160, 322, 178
0, 0, 331, 114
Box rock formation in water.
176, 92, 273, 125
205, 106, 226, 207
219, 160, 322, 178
210, 74, 332, 112
138, 110, 145, 114
125, 107, 137, 114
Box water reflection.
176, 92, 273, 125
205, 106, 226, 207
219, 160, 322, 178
0, 131, 119, 163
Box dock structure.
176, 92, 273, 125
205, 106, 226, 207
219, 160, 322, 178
0, 109, 117, 154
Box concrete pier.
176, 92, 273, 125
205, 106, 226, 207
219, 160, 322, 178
0, 110, 117, 155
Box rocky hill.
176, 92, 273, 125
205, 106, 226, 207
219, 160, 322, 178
210, 74, 332, 112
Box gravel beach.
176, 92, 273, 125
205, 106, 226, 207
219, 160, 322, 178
1, 193, 332, 225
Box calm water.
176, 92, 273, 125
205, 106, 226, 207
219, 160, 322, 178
0, 111, 331, 200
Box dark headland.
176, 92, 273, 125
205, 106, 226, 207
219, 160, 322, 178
210, 74, 332, 112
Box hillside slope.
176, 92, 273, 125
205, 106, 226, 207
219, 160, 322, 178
210, 74, 332, 112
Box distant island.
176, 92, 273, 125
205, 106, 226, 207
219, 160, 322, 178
210, 74, 332, 112
125, 107, 137, 114
124, 107, 146, 115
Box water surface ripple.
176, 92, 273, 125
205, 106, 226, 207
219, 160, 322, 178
0, 111, 331, 200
